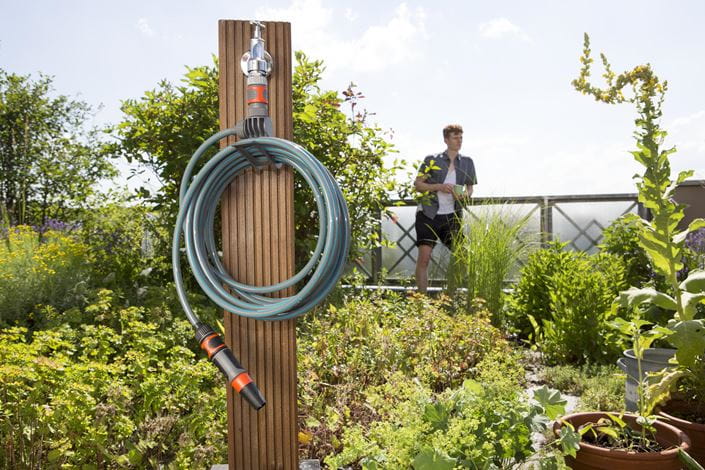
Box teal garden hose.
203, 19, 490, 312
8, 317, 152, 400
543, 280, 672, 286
173, 130, 351, 410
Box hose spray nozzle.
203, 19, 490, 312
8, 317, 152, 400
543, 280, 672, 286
196, 324, 266, 410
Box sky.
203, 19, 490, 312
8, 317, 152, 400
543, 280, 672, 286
2, 0, 704, 198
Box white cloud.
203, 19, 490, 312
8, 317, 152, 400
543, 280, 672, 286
478, 17, 530, 42
345, 8, 358, 22
136, 18, 156, 37
670, 110, 705, 129
256, 0, 427, 73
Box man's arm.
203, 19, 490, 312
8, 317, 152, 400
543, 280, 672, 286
415, 177, 453, 194
415, 156, 453, 194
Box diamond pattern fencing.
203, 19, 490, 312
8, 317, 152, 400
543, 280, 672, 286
355, 193, 641, 283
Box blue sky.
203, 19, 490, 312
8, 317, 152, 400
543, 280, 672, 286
2, 0, 704, 197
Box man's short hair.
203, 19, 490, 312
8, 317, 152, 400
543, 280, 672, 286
443, 124, 463, 139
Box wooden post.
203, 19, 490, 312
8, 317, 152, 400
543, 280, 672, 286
218, 20, 297, 470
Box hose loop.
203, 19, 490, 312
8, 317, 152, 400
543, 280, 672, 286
173, 128, 350, 325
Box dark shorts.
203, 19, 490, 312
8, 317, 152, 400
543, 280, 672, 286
415, 211, 462, 248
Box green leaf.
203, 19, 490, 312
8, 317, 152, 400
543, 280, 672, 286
595, 425, 620, 440
361, 461, 379, 470
47, 449, 63, 463
538, 456, 566, 470
605, 412, 627, 428
462, 379, 484, 395
681, 270, 705, 293
637, 326, 673, 352
679, 449, 705, 470
423, 402, 450, 431
557, 425, 581, 458
644, 369, 686, 414
682, 292, 705, 320
674, 218, 705, 245
612, 287, 677, 312
533, 385, 567, 420
675, 170, 695, 185
668, 320, 705, 367
609, 317, 637, 336
638, 230, 674, 276
412, 448, 457, 470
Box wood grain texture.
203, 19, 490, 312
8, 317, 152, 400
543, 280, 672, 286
218, 19, 296, 470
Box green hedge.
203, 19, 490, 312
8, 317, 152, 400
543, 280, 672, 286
0, 289, 227, 469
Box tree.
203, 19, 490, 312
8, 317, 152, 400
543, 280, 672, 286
108, 61, 220, 225
0, 70, 115, 226
292, 52, 403, 264
110, 53, 402, 268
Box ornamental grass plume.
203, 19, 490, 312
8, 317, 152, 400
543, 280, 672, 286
447, 204, 536, 321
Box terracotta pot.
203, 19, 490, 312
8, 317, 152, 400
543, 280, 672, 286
554, 412, 690, 470
658, 400, 705, 466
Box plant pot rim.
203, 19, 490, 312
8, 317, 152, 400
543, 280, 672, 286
658, 400, 705, 432
622, 347, 677, 359
554, 412, 691, 459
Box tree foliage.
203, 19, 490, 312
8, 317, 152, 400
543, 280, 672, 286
0, 70, 115, 226
110, 53, 401, 268
108, 61, 220, 227
292, 51, 402, 262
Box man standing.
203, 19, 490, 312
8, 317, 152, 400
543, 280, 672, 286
413, 124, 477, 293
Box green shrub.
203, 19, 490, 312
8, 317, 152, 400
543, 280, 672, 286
537, 252, 627, 365
296, 292, 511, 462
0, 226, 91, 326
0, 289, 227, 468
325, 353, 564, 470
506, 243, 628, 365
600, 215, 653, 287
504, 241, 573, 337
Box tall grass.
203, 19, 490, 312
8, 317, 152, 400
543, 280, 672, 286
448, 205, 536, 321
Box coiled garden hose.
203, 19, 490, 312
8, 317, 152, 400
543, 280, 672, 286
173, 128, 351, 410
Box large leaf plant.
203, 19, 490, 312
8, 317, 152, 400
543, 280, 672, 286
572, 33, 705, 411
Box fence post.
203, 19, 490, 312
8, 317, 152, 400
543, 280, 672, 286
540, 197, 553, 247
371, 209, 383, 283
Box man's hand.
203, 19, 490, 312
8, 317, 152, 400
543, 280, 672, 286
437, 183, 454, 194
454, 192, 470, 202
453, 185, 473, 202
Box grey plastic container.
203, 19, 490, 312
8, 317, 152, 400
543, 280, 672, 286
616, 347, 676, 411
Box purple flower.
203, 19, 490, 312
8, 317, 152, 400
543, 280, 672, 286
686, 227, 705, 253
34, 219, 78, 235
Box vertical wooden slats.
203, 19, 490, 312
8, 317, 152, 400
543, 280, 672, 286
218, 20, 296, 470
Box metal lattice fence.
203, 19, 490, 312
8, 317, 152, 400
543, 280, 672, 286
353, 193, 642, 282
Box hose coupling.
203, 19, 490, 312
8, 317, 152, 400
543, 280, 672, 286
237, 21, 273, 138
233, 116, 273, 139
195, 324, 266, 410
